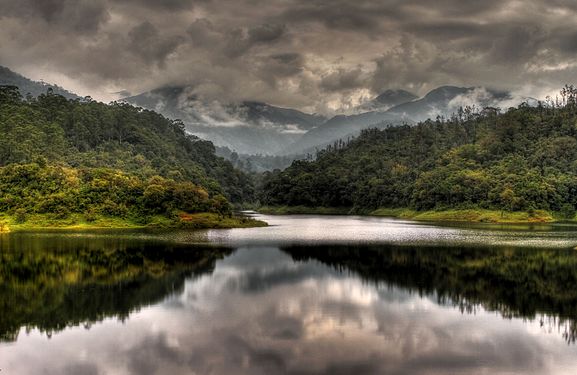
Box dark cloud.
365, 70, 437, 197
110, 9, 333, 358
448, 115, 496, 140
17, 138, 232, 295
1, 0, 577, 112
256, 53, 305, 87
0, 0, 109, 33
64, 362, 100, 375
128, 21, 185, 67
405, 20, 485, 41
115, 0, 197, 11
248, 23, 287, 44
275, 0, 402, 33
487, 24, 545, 64
320, 67, 367, 92
224, 23, 288, 58
186, 18, 221, 48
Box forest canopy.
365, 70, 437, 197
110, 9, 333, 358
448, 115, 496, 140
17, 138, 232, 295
259, 86, 577, 218
0, 86, 255, 224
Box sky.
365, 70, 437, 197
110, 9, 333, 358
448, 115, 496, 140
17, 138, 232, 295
1, 0, 576, 114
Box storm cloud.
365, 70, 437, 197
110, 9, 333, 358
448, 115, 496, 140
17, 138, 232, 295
1, 0, 576, 113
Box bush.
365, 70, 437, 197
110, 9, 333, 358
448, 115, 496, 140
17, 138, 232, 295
84, 209, 98, 223
560, 203, 575, 220
14, 208, 27, 224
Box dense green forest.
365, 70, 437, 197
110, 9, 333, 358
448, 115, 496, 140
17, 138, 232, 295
0, 85, 257, 228
260, 86, 577, 219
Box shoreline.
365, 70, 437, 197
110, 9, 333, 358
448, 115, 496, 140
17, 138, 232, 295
257, 206, 567, 224
0, 212, 267, 232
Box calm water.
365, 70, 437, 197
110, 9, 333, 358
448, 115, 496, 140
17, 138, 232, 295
2, 214, 577, 374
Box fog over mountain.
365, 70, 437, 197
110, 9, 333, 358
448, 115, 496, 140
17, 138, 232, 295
122, 82, 535, 156
356, 89, 418, 113
122, 86, 325, 155
1, 63, 537, 157
286, 86, 536, 155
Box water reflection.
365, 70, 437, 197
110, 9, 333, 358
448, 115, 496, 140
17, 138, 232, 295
0, 232, 231, 342
202, 215, 577, 248
2, 218, 577, 374
284, 245, 577, 343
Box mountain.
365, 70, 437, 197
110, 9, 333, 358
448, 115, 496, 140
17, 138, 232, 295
282, 111, 409, 155
0, 65, 80, 100
259, 87, 575, 216
123, 86, 326, 155
357, 89, 418, 112
216, 146, 306, 173
124, 84, 525, 157
386, 86, 510, 121
285, 86, 523, 155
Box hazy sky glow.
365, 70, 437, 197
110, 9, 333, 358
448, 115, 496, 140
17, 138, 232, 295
1, 0, 576, 113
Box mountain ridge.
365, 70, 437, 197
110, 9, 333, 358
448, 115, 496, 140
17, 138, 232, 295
122, 86, 326, 155
284, 86, 532, 155
0, 66, 80, 100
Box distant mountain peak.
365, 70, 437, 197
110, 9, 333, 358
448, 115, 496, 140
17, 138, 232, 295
357, 89, 417, 112
423, 86, 470, 100
122, 84, 326, 155
374, 89, 417, 103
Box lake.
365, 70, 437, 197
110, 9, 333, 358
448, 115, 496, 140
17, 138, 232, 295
2, 214, 577, 374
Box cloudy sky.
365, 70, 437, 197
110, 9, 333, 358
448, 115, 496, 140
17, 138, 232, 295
1, 0, 576, 114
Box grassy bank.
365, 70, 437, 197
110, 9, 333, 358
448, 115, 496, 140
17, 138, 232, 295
370, 208, 558, 223
257, 206, 564, 223
0, 212, 267, 232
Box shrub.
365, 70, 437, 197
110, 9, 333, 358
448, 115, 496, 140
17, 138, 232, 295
14, 208, 27, 224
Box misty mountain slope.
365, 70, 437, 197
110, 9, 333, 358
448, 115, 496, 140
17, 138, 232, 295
357, 89, 418, 112
282, 89, 418, 154
0, 65, 80, 100
283, 111, 409, 155
216, 146, 304, 173
188, 124, 303, 155
386, 86, 510, 121
123, 86, 325, 155
285, 86, 523, 155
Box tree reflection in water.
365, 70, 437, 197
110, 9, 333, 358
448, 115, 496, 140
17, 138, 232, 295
2, 232, 577, 345
283, 244, 577, 343
0, 231, 232, 341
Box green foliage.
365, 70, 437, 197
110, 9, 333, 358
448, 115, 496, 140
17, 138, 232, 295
13, 208, 27, 223
0, 164, 218, 220
561, 203, 576, 220
0, 85, 255, 205
0, 86, 259, 223
260, 86, 577, 214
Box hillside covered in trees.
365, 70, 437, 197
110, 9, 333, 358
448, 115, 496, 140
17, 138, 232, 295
259, 87, 577, 221
0, 86, 258, 228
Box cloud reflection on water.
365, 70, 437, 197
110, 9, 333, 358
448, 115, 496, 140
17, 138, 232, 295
3, 246, 576, 375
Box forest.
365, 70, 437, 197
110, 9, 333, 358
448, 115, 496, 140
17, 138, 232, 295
259, 86, 577, 220
0, 85, 258, 228
6, 83, 577, 226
